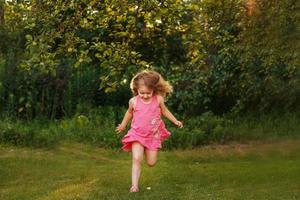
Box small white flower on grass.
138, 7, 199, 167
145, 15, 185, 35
146, 187, 151, 190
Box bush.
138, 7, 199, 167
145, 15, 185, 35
164, 111, 233, 149
58, 106, 125, 148
1, 108, 299, 150
0, 119, 60, 148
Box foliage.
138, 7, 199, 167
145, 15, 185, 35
1, 108, 299, 150
58, 106, 125, 149
0, 0, 299, 119
0, 118, 60, 148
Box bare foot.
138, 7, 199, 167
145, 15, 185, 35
129, 185, 139, 193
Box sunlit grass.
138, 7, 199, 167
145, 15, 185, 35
0, 139, 300, 200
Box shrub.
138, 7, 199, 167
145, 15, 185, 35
0, 119, 59, 148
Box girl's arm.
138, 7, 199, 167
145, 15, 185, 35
158, 95, 183, 128
116, 97, 135, 134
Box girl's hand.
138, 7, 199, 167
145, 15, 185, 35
174, 120, 183, 128
116, 124, 126, 134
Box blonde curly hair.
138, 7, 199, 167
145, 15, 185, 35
130, 70, 173, 97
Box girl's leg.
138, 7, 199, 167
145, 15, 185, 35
131, 142, 144, 190
145, 149, 158, 167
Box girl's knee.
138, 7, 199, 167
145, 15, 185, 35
147, 160, 157, 167
132, 155, 143, 164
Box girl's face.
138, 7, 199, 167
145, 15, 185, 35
137, 84, 153, 102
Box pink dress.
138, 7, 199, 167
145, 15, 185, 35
121, 95, 171, 151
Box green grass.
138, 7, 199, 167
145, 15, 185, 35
0, 139, 300, 200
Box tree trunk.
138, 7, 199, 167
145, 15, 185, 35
0, 0, 4, 25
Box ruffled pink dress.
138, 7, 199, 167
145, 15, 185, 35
121, 95, 171, 151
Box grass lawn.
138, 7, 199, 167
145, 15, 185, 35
0, 139, 300, 200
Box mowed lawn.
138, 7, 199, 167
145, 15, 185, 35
0, 139, 300, 200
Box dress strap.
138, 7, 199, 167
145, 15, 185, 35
153, 94, 159, 105
134, 96, 140, 109
132, 96, 138, 110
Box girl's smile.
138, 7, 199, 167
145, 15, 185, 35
137, 85, 153, 103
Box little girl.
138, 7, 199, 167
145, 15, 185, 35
116, 70, 183, 193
